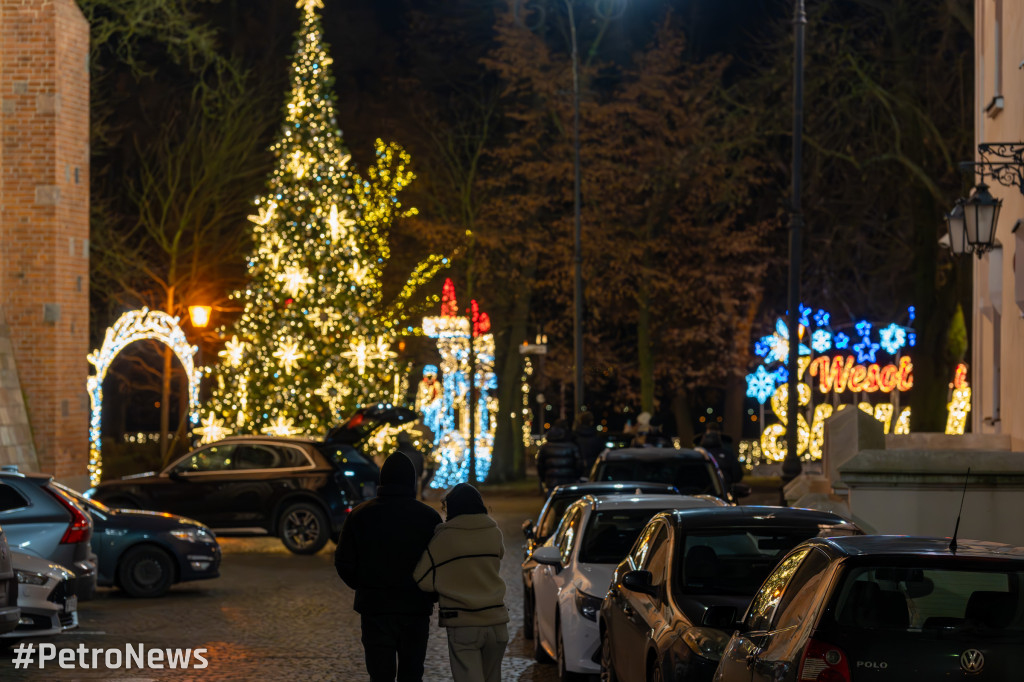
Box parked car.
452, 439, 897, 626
2, 550, 77, 640
522, 482, 685, 639
714, 535, 1024, 681
589, 447, 750, 503
0, 469, 97, 599
531, 493, 728, 678
600, 506, 862, 682
53, 483, 220, 598
0, 524, 18, 636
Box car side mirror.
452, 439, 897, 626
731, 483, 752, 499
522, 519, 534, 540
532, 545, 562, 568
702, 604, 739, 629
621, 570, 657, 597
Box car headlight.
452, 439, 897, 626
16, 570, 49, 586
169, 527, 217, 544
575, 590, 602, 622
681, 627, 731, 662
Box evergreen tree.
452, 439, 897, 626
204, 0, 446, 443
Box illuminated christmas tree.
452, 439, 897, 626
204, 0, 447, 442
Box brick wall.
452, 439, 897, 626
0, 0, 90, 481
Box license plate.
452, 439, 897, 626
64, 595, 77, 614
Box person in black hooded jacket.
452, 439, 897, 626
335, 451, 442, 682
536, 420, 583, 494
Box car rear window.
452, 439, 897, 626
0, 483, 28, 512
578, 508, 666, 565
676, 529, 819, 596
831, 565, 1024, 634
593, 459, 722, 497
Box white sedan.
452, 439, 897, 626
2, 551, 78, 639
531, 493, 726, 678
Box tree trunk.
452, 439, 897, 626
638, 283, 654, 414
672, 392, 695, 448
723, 376, 745, 447
492, 269, 533, 481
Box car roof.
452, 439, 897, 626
207, 435, 321, 445
665, 505, 857, 529
581, 493, 722, 511
549, 481, 678, 496
597, 447, 710, 462
811, 535, 1024, 560
0, 470, 54, 485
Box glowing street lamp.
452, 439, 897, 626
188, 305, 212, 328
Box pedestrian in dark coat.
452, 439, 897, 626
536, 420, 583, 494
572, 411, 604, 475
335, 452, 442, 682
697, 423, 743, 489
397, 431, 425, 498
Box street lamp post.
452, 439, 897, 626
566, 0, 585, 422
783, 0, 807, 482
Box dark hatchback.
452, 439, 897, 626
55, 483, 220, 598
90, 434, 376, 554
600, 506, 861, 682
589, 448, 750, 504
520, 481, 681, 639
714, 536, 1024, 682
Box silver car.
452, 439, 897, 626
0, 524, 18, 634
2, 551, 77, 638
0, 469, 97, 599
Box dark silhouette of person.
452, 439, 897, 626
697, 422, 743, 488
572, 412, 604, 475
536, 420, 583, 494
397, 431, 425, 498
335, 453, 442, 681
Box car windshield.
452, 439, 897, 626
579, 509, 666, 565
677, 529, 818, 596
831, 564, 1024, 636
594, 459, 722, 496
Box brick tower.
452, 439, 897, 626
0, 0, 90, 484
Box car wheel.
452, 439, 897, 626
533, 601, 553, 663
279, 502, 329, 554
523, 584, 534, 639
600, 626, 618, 682
117, 545, 175, 598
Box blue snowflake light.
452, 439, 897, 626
774, 366, 789, 384
746, 365, 776, 405
834, 332, 850, 350
811, 329, 832, 353
755, 338, 772, 359
878, 324, 907, 355
813, 309, 830, 328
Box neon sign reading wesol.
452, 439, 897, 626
808, 355, 914, 394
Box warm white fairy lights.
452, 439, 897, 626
207, 0, 448, 444
86, 308, 201, 486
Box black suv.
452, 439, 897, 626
89, 406, 410, 554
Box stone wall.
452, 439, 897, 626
0, 0, 90, 480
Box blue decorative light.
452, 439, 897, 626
813, 309, 830, 328
908, 332, 917, 347
774, 366, 789, 384
754, 339, 771, 358
878, 324, 907, 355
745, 365, 776, 405
908, 306, 915, 323
775, 318, 789, 339
798, 304, 811, 327
855, 320, 873, 339
834, 332, 850, 350
811, 329, 832, 353
853, 339, 880, 364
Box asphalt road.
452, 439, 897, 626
0, 493, 560, 681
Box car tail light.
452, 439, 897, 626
798, 637, 850, 682
45, 487, 92, 544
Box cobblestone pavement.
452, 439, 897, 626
0, 493, 562, 681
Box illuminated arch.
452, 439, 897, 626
86, 308, 201, 486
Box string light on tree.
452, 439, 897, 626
195, 412, 231, 445
207, 0, 448, 444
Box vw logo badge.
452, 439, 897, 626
961, 649, 985, 674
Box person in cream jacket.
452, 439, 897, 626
413, 483, 509, 682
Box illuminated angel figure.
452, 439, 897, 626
415, 365, 443, 443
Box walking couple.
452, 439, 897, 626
335, 452, 508, 681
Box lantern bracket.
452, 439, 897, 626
959, 143, 1024, 194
